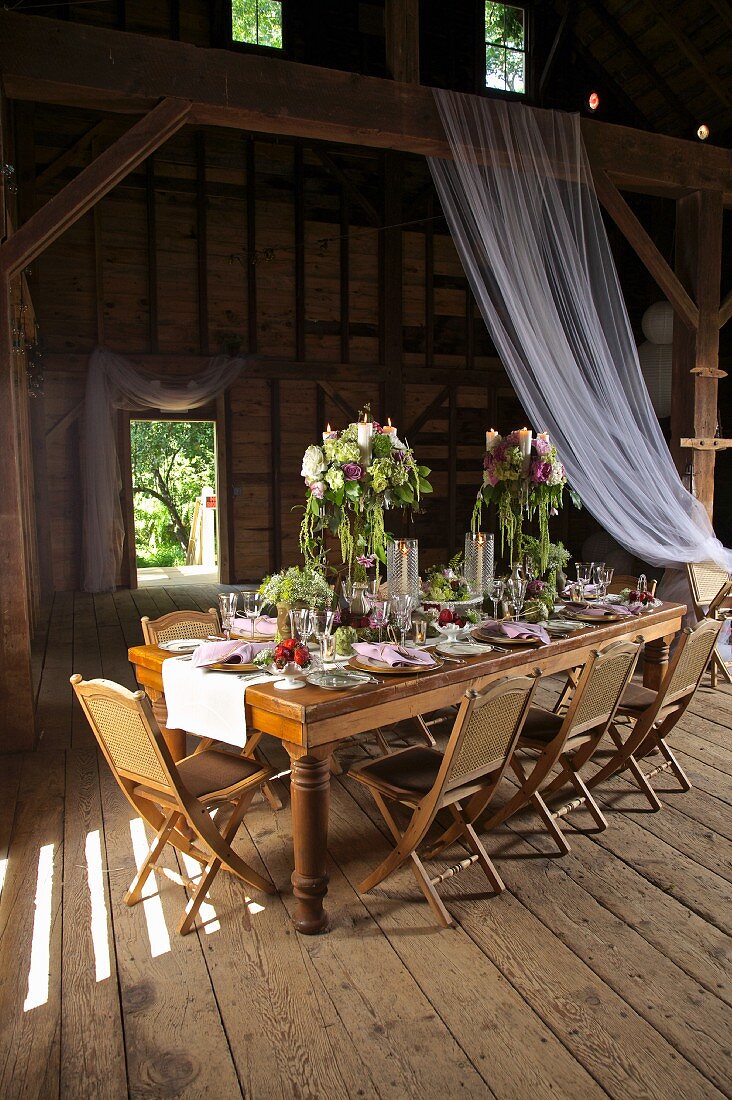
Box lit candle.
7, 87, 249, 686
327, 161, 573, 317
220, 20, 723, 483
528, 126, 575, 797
537, 431, 550, 444
485, 429, 500, 451
382, 418, 397, 438
400, 540, 409, 594
322, 422, 337, 442
476, 532, 485, 593
357, 414, 373, 466
517, 427, 532, 457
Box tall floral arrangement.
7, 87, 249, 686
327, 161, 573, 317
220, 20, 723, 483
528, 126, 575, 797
473, 430, 574, 571
299, 408, 432, 575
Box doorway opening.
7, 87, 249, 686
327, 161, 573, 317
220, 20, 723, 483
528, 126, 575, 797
131, 418, 220, 587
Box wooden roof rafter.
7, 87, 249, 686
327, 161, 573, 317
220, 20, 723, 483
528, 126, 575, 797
0, 11, 730, 205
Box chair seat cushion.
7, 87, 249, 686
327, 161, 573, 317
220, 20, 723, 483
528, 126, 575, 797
618, 681, 657, 716
354, 747, 444, 797
135, 749, 265, 803
517, 705, 565, 745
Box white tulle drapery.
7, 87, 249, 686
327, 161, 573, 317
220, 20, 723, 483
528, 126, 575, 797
83, 347, 244, 592
428, 90, 731, 588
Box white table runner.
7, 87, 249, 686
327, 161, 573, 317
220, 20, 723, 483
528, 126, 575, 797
162, 657, 274, 749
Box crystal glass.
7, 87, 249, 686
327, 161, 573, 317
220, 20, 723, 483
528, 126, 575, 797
464, 532, 494, 595
575, 561, 594, 586
320, 632, 336, 666
413, 618, 428, 645
505, 576, 526, 622
391, 593, 413, 647
488, 577, 504, 621
594, 565, 614, 599
366, 595, 390, 644
290, 608, 314, 643
217, 592, 238, 639
387, 538, 419, 600
241, 590, 262, 633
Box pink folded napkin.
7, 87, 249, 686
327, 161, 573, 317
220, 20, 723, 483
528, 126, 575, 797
192, 640, 271, 668
352, 642, 436, 668
562, 583, 600, 598
574, 603, 635, 618
232, 615, 277, 638
479, 619, 550, 645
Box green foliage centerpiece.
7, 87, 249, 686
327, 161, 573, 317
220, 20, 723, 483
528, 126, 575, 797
299, 405, 432, 577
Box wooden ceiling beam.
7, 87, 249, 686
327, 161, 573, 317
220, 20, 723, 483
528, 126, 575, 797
35, 118, 112, 190
0, 13, 730, 202
311, 149, 381, 226
641, 0, 732, 114
0, 96, 191, 278
385, 0, 420, 84
592, 170, 699, 331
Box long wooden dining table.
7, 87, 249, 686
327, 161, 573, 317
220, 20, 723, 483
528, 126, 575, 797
128, 600, 685, 935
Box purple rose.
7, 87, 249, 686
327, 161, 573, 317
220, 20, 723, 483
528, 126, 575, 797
342, 462, 364, 481
526, 579, 546, 598
529, 459, 552, 484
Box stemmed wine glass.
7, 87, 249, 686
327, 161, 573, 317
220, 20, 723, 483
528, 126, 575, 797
488, 577, 505, 621
241, 590, 262, 635
313, 610, 336, 665
217, 592, 238, 639
391, 593, 413, 648
290, 608, 314, 644
575, 561, 594, 598
366, 593, 390, 644
505, 575, 526, 622
594, 565, 614, 600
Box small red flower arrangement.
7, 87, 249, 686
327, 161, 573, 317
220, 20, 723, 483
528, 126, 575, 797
273, 639, 312, 670
438, 608, 467, 629
628, 589, 655, 606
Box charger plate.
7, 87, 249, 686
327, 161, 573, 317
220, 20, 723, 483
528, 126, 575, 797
562, 608, 631, 624
158, 638, 204, 653
348, 654, 443, 675
207, 661, 259, 673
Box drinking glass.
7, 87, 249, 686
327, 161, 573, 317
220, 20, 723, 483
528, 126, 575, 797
217, 592, 238, 639
575, 561, 594, 587
413, 618, 428, 645
320, 632, 336, 666
241, 590, 262, 634
290, 608, 314, 643
505, 577, 525, 622
594, 565, 614, 599
488, 577, 505, 621
392, 593, 413, 647
367, 597, 390, 644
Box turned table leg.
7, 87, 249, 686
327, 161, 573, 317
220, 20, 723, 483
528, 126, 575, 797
286, 747, 332, 935
643, 634, 674, 691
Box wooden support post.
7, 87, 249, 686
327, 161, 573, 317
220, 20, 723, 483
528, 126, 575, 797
382, 151, 404, 431
670, 190, 723, 519
146, 156, 158, 352
196, 131, 209, 356
294, 145, 305, 362
245, 137, 257, 354
270, 379, 282, 572
385, 0, 420, 83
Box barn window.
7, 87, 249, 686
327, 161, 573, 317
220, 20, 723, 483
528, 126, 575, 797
484, 2, 525, 94
231, 0, 283, 48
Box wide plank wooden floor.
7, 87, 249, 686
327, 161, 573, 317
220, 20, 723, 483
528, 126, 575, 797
1, 584, 730, 1099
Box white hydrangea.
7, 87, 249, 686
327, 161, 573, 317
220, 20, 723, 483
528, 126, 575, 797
301, 444, 326, 481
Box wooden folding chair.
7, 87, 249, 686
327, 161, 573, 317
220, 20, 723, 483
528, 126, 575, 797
71, 674, 276, 935
349, 674, 538, 926
432, 640, 641, 858
583, 618, 724, 809
140, 606, 283, 809
686, 562, 732, 688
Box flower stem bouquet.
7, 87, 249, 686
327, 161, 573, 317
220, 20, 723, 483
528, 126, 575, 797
473, 431, 575, 571
299, 406, 432, 577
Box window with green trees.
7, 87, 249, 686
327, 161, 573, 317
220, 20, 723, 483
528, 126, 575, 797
484, 2, 525, 94
131, 420, 217, 569
231, 0, 283, 48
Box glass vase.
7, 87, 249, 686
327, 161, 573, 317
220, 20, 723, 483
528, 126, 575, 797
464, 532, 494, 595
387, 538, 419, 601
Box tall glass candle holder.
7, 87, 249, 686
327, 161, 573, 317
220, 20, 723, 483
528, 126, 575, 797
464, 532, 494, 595
387, 538, 420, 601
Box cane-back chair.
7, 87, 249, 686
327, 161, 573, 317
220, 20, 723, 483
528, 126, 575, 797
686, 562, 732, 688
140, 607, 220, 646
349, 674, 538, 926
584, 618, 723, 808
71, 674, 276, 935
437, 641, 641, 858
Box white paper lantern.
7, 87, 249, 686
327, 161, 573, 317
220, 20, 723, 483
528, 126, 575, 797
638, 341, 672, 418
641, 301, 674, 345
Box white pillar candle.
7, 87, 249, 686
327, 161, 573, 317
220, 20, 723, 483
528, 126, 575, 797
382, 418, 397, 438
485, 429, 500, 451
476, 532, 484, 593
517, 427, 532, 458
537, 431, 550, 445
400, 540, 409, 593
322, 423, 337, 442
357, 417, 373, 466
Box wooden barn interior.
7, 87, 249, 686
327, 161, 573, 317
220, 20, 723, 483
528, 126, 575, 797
0, 2, 730, 1097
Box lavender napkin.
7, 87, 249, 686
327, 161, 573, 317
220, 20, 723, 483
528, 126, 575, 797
574, 603, 635, 618
352, 642, 436, 668
231, 615, 277, 638
478, 619, 551, 645
192, 640, 271, 668
562, 583, 600, 598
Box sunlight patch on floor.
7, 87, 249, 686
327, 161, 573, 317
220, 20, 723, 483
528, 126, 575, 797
85, 830, 111, 982
24, 844, 55, 1012
129, 819, 171, 958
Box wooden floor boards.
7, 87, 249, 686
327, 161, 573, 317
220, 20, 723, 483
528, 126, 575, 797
0, 588, 730, 1099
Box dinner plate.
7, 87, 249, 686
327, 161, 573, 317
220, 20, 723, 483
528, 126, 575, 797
230, 630, 277, 643
436, 640, 493, 657
206, 661, 260, 673
348, 654, 442, 675
471, 628, 541, 646
306, 669, 374, 690
159, 638, 204, 653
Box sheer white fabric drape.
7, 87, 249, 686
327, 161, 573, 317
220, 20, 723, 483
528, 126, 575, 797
83, 347, 244, 592
428, 91, 731, 587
